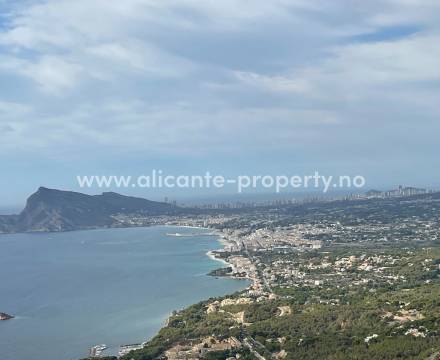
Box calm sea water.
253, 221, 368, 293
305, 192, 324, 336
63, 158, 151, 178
0, 226, 248, 360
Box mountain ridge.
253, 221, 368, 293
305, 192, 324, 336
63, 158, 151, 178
0, 187, 179, 233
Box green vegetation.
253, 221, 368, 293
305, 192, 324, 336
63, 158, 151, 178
121, 301, 241, 360
208, 266, 233, 277
120, 246, 440, 360
203, 348, 253, 360
245, 285, 440, 359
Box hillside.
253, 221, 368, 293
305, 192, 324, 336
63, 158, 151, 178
0, 187, 178, 233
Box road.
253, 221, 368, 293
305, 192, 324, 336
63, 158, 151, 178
243, 338, 267, 360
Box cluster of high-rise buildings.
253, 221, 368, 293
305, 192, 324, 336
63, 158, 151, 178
366, 185, 429, 198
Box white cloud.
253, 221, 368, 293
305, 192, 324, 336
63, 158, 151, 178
20, 56, 84, 93
85, 41, 193, 78
231, 31, 440, 106
0, 0, 196, 91
0, 100, 30, 116
0, 0, 439, 165
233, 71, 311, 94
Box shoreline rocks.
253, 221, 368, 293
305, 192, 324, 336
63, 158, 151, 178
0, 312, 14, 321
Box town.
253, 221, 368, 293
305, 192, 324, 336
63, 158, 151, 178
96, 189, 440, 360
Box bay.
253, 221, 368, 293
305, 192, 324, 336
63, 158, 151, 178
0, 226, 248, 360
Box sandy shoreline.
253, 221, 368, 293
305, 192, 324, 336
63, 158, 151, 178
206, 250, 231, 267
205, 232, 247, 278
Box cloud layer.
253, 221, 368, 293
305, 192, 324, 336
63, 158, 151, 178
0, 0, 439, 199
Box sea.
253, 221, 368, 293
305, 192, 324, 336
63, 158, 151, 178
0, 226, 249, 360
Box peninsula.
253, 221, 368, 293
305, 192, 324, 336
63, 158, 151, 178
0, 187, 180, 233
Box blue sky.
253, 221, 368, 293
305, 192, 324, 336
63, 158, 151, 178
0, 0, 439, 206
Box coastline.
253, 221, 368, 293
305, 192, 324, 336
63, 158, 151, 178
205, 232, 255, 285
164, 224, 211, 230
117, 228, 250, 358
117, 226, 249, 358
114, 227, 250, 358
0, 226, 249, 360
100, 227, 249, 358
206, 250, 230, 267
116, 228, 263, 360
206, 230, 238, 272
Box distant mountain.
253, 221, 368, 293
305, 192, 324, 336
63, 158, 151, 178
0, 214, 19, 233
0, 187, 178, 233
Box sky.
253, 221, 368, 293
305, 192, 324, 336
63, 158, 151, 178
0, 0, 439, 207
